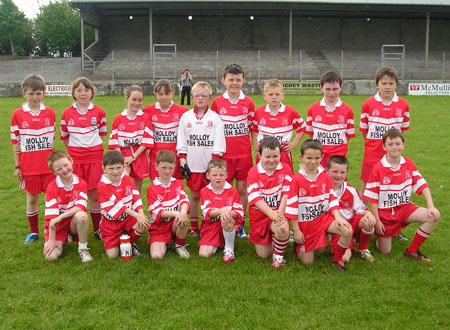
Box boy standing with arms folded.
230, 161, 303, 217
11, 73, 55, 244
364, 129, 440, 262
211, 64, 255, 238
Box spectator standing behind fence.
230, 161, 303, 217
180, 69, 193, 106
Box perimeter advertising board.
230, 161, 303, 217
45, 85, 71, 96
282, 81, 321, 94
408, 83, 450, 95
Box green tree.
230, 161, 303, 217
0, 0, 32, 55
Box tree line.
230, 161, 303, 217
0, 0, 94, 57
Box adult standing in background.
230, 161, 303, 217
180, 69, 193, 106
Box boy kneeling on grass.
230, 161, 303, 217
44, 151, 91, 262
364, 129, 440, 262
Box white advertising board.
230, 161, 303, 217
408, 83, 450, 96
45, 85, 71, 96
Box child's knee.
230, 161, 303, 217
297, 253, 314, 265
75, 211, 89, 224
150, 253, 165, 260
376, 239, 391, 254
106, 248, 119, 259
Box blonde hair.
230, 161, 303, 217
156, 150, 176, 164
192, 81, 212, 96
71, 76, 97, 100
22, 73, 45, 92
264, 78, 283, 93
126, 85, 144, 98
48, 150, 71, 172
207, 159, 227, 173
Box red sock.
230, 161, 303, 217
357, 229, 374, 251
130, 230, 142, 245
273, 236, 289, 256
407, 227, 430, 253
190, 217, 199, 230
90, 209, 101, 232
333, 240, 349, 262
175, 235, 186, 248
27, 211, 39, 234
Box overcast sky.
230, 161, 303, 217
13, 0, 51, 19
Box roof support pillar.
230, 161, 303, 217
149, 7, 153, 61
425, 11, 430, 69
289, 8, 293, 65
81, 15, 85, 69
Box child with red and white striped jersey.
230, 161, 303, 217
306, 71, 355, 168
108, 85, 154, 194
364, 129, 440, 263
97, 151, 150, 259
247, 136, 292, 269
61, 77, 107, 239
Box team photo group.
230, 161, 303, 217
11, 63, 440, 273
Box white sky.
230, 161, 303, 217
13, 0, 51, 19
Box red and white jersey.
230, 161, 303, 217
98, 174, 143, 222
147, 177, 189, 224
143, 102, 188, 158
211, 91, 254, 159
285, 165, 339, 223
44, 174, 88, 220
252, 104, 306, 145
176, 108, 226, 173
60, 102, 107, 163
306, 98, 355, 156
364, 155, 428, 209
335, 181, 367, 221
200, 181, 244, 224
247, 162, 293, 226
10, 103, 55, 175
108, 109, 154, 153
359, 93, 410, 162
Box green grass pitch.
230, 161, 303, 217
0, 93, 449, 329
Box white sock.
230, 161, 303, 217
78, 242, 88, 251
223, 228, 235, 251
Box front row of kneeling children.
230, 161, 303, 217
43, 128, 440, 273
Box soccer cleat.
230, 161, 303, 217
332, 260, 346, 274
404, 249, 431, 263
237, 225, 247, 239
24, 233, 39, 245
176, 245, 190, 259
222, 249, 235, 263
78, 249, 93, 263
132, 243, 141, 257
272, 254, 286, 269
396, 233, 409, 241
93, 229, 102, 240
358, 249, 376, 262
189, 228, 200, 238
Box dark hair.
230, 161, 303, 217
48, 150, 71, 172
382, 128, 405, 144
375, 66, 399, 85
223, 63, 245, 78
154, 79, 174, 94
126, 85, 144, 98
326, 155, 349, 170
22, 73, 45, 92
103, 150, 124, 166
300, 139, 323, 155
156, 150, 176, 164
259, 136, 281, 154
71, 76, 97, 100
320, 71, 342, 86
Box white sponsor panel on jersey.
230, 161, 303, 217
408, 83, 450, 95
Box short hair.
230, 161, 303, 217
264, 79, 284, 93
154, 79, 174, 94
156, 150, 176, 164
126, 85, 144, 98
223, 63, 245, 78
22, 73, 45, 92
207, 158, 227, 172
259, 136, 281, 154
375, 66, 399, 85
320, 71, 342, 86
71, 77, 97, 100
48, 150, 71, 172
300, 139, 323, 155
382, 128, 405, 145
192, 81, 212, 96
326, 155, 349, 170
103, 150, 124, 166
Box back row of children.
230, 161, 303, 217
11, 64, 440, 271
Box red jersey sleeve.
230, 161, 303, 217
247, 167, 262, 207
147, 185, 165, 223
363, 165, 381, 204
44, 182, 59, 221
305, 106, 314, 137
200, 187, 214, 221
141, 115, 154, 148
359, 99, 370, 134
98, 107, 108, 137
108, 115, 121, 150
345, 107, 356, 139
285, 175, 300, 220
231, 188, 244, 224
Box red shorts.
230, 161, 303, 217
44, 217, 78, 243
100, 217, 138, 250
225, 157, 253, 182
199, 218, 231, 248
256, 152, 293, 173
22, 173, 54, 194
148, 218, 175, 245
329, 214, 364, 253
249, 218, 273, 245
73, 161, 103, 190
149, 151, 183, 181
187, 172, 208, 191
360, 160, 378, 182
376, 203, 419, 238
295, 213, 335, 254
121, 148, 149, 179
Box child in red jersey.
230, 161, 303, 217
108, 85, 154, 193
44, 151, 92, 262
247, 137, 292, 269
97, 151, 150, 259
326, 156, 376, 263
285, 140, 353, 273
61, 77, 107, 239
147, 150, 190, 259
252, 78, 306, 173
199, 159, 244, 263
306, 71, 355, 168
177, 81, 226, 237
364, 129, 440, 263
143, 80, 188, 180
211, 64, 255, 239
11, 73, 55, 244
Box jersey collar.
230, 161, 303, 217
380, 155, 406, 171
320, 97, 342, 112
298, 164, 325, 182
205, 181, 232, 194
55, 173, 80, 190
153, 177, 176, 187
264, 103, 286, 115
334, 181, 347, 199
257, 161, 283, 176
193, 107, 209, 119
155, 101, 174, 112
374, 92, 399, 105
22, 102, 46, 115
223, 90, 245, 104
72, 102, 94, 114
100, 173, 126, 185
121, 109, 144, 119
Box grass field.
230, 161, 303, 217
1, 93, 449, 329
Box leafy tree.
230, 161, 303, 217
0, 0, 32, 55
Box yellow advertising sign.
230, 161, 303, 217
282, 81, 321, 94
